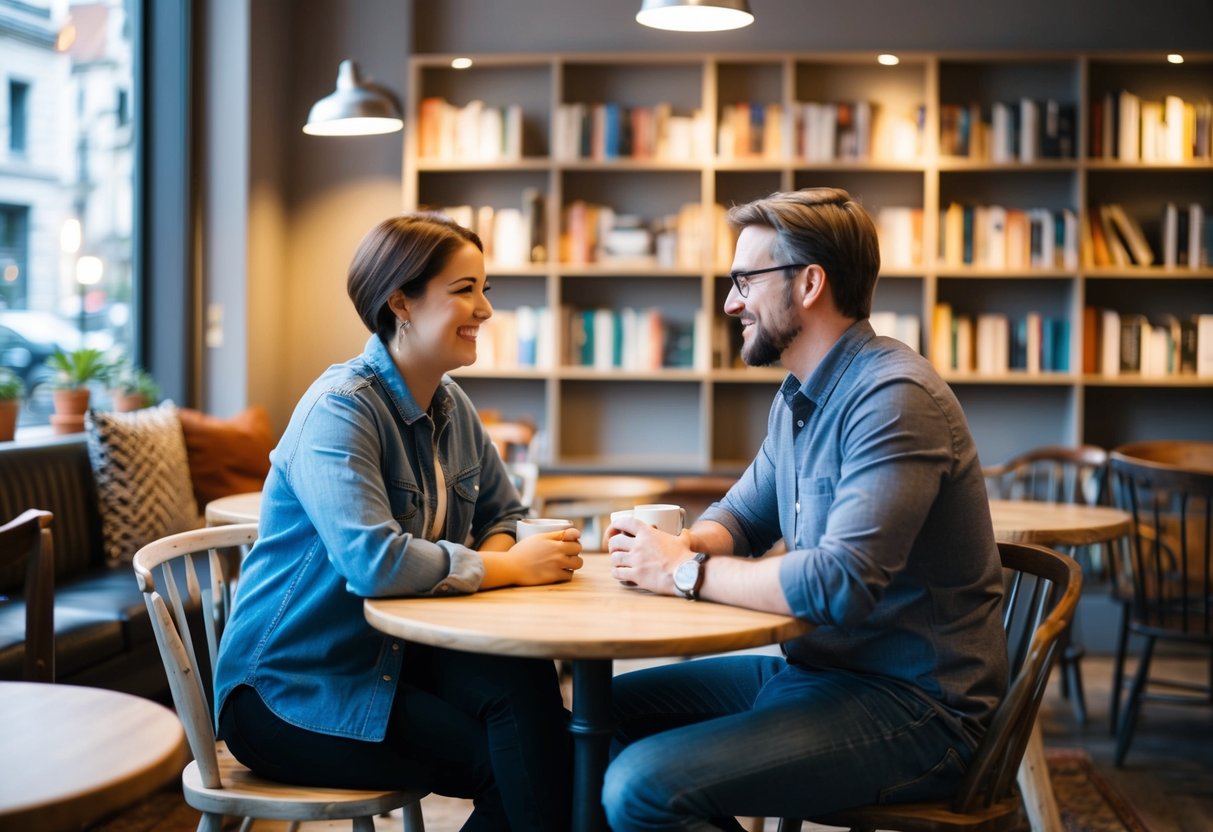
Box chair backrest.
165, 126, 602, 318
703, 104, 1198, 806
1110, 442, 1213, 640
983, 444, 1108, 505
133, 523, 257, 789
484, 419, 536, 464
0, 509, 55, 681
950, 542, 1081, 813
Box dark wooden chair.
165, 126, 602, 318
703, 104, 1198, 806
134, 523, 428, 831
984, 444, 1108, 724
0, 509, 55, 682
1108, 441, 1213, 767
779, 541, 1082, 832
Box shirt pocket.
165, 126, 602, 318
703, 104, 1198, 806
386, 481, 423, 528
448, 464, 483, 538
795, 475, 834, 546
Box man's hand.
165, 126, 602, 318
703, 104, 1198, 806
606, 516, 693, 595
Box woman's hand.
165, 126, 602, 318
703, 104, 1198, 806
481, 528, 584, 588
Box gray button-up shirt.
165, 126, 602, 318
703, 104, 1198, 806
702, 320, 1007, 735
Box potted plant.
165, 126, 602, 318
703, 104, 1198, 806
109, 363, 161, 412
0, 367, 23, 442
46, 347, 112, 434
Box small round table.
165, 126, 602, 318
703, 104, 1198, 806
0, 681, 188, 830
205, 491, 263, 526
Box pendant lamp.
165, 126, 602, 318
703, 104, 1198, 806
303, 60, 403, 136
636, 0, 754, 32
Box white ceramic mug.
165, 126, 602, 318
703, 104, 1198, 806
632, 503, 686, 535
517, 518, 574, 540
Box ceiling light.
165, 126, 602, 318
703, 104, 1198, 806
451, 57, 473, 69
636, 0, 754, 32
1167, 53, 1184, 64
877, 54, 900, 66
303, 60, 403, 136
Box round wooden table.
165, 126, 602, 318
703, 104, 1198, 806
0, 682, 188, 830
365, 555, 809, 832
987, 498, 1131, 832
204, 491, 263, 526
989, 499, 1131, 547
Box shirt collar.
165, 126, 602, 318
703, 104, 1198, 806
363, 335, 454, 426
780, 319, 876, 409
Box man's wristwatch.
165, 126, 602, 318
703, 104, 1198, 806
673, 552, 710, 601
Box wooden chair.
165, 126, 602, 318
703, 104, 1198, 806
1108, 441, 1213, 767
0, 508, 55, 682
481, 419, 540, 512
133, 524, 427, 831
779, 541, 1082, 832
984, 444, 1108, 723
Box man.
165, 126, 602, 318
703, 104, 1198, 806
603, 187, 1007, 830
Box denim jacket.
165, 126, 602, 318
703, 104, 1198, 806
701, 320, 1007, 736
212, 335, 525, 741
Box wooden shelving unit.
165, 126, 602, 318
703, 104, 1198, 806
406, 51, 1213, 473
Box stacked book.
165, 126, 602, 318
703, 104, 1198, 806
931, 305, 1071, 375
553, 102, 711, 162
1082, 309, 1213, 377
439, 189, 547, 267
940, 203, 1079, 270
941, 99, 1077, 161
477, 306, 555, 370
564, 307, 705, 371
418, 97, 523, 162
1090, 90, 1213, 162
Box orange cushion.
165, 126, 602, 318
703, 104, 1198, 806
177, 406, 274, 509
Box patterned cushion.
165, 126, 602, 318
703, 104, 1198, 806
86, 402, 200, 563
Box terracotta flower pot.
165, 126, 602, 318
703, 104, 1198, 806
0, 399, 17, 442
112, 392, 149, 413
51, 388, 92, 434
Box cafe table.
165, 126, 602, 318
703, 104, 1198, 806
0, 681, 188, 830
988, 498, 1132, 832
364, 554, 810, 832
204, 490, 263, 526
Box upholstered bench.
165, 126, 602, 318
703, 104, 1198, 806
0, 405, 272, 698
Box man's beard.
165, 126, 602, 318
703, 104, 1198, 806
741, 287, 801, 367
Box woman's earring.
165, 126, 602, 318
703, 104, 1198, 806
396, 319, 411, 350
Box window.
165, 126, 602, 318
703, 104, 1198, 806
8, 79, 28, 153
0, 204, 29, 308
0, 0, 138, 427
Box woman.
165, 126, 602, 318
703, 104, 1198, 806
212, 212, 582, 831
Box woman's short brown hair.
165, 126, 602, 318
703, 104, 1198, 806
347, 212, 483, 343
726, 187, 881, 319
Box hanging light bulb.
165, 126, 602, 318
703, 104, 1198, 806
636, 0, 754, 32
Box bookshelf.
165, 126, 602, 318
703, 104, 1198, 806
406, 52, 1213, 473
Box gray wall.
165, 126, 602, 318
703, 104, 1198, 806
414, 0, 1213, 53
217, 0, 1213, 431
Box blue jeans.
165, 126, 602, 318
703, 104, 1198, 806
603, 656, 978, 832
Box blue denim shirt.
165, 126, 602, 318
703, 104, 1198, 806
212, 335, 525, 741
701, 320, 1007, 734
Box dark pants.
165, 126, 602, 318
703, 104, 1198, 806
219, 644, 572, 831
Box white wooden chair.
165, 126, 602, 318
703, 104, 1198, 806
133, 523, 427, 832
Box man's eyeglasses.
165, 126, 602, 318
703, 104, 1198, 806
727, 264, 807, 298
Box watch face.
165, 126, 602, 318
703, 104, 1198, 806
674, 559, 699, 593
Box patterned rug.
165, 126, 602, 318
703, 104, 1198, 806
88, 748, 1149, 831
1045, 748, 1151, 832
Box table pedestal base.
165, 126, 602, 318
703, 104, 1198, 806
570, 659, 613, 832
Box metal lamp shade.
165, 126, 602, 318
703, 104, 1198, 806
303, 60, 403, 136
636, 0, 754, 32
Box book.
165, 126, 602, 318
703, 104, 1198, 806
1119, 313, 1148, 373
1198, 314, 1213, 377
976, 313, 1010, 374
1105, 204, 1154, 266
1189, 203, 1205, 270
1082, 306, 1098, 374
1098, 205, 1132, 266
1100, 308, 1121, 376
931, 303, 953, 371
1162, 202, 1180, 268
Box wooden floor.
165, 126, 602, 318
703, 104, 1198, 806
246, 652, 1213, 831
